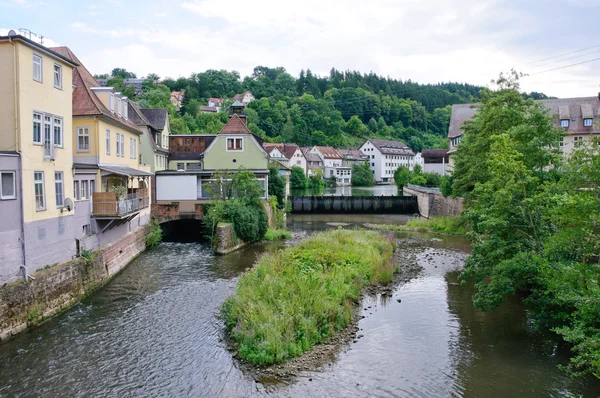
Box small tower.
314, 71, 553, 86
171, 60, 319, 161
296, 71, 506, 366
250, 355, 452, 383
229, 100, 246, 124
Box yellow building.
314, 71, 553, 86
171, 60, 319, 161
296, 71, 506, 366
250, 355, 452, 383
50, 46, 152, 251
0, 33, 78, 283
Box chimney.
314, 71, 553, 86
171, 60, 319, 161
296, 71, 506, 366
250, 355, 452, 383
239, 114, 247, 124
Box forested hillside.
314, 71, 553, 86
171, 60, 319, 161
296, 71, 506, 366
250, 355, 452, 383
99, 66, 492, 151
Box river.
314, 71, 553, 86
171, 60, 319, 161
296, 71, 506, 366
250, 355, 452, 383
291, 185, 399, 196
1, 215, 599, 397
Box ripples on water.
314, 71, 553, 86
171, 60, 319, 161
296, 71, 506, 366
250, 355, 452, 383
0, 218, 599, 397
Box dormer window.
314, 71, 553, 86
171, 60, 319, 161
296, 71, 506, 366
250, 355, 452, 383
117, 97, 122, 116
109, 94, 114, 113
560, 119, 569, 128
123, 100, 128, 119
584, 118, 593, 127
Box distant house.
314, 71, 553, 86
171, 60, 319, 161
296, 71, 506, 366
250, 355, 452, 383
447, 96, 600, 169
208, 98, 224, 109
168, 134, 216, 171
309, 146, 352, 186
421, 149, 449, 176
263, 144, 290, 166
413, 152, 424, 167
200, 106, 219, 114
359, 139, 415, 184
170, 90, 184, 109
263, 143, 308, 175
98, 77, 148, 93
302, 148, 324, 176
232, 91, 254, 106
128, 103, 170, 173
338, 149, 369, 167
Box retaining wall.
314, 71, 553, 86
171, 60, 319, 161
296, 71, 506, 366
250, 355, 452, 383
0, 226, 149, 342
214, 223, 247, 255
403, 186, 463, 218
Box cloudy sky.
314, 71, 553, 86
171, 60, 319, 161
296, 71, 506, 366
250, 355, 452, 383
1, 0, 599, 98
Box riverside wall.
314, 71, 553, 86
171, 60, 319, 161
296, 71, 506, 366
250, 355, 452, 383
0, 226, 149, 342
403, 185, 463, 218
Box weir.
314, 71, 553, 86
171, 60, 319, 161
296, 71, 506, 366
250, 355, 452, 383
289, 195, 418, 214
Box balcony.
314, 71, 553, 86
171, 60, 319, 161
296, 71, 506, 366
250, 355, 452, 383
92, 188, 149, 219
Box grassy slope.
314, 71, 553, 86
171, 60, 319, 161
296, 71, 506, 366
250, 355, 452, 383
222, 229, 395, 365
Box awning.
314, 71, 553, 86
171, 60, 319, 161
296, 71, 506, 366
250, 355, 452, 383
99, 165, 153, 177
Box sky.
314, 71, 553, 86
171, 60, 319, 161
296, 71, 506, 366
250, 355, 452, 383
1, 0, 599, 98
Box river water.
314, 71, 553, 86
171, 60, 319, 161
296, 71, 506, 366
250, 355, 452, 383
291, 185, 399, 197
1, 215, 599, 397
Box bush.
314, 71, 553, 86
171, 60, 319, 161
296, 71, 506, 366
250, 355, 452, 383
268, 166, 286, 208
290, 166, 307, 189
409, 174, 427, 186
146, 218, 163, 249
440, 175, 453, 197
264, 229, 291, 241
423, 172, 441, 186
80, 249, 96, 265
232, 205, 261, 242
404, 216, 466, 235
351, 162, 375, 187
394, 166, 411, 187
222, 229, 395, 365
308, 168, 325, 189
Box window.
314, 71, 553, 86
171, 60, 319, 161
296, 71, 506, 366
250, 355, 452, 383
54, 172, 64, 207
574, 136, 583, 146
1, 171, 16, 200
177, 162, 184, 170
53, 117, 63, 148
226, 137, 243, 151
117, 97, 122, 116
133, 139, 137, 159
53, 64, 62, 89
34, 171, 45, 211
106, 129, 110, 154
130, 138, 133, 158
120, 134, 125, 157
559, 137, 564, 147
33, 54, 43, 82
81, 180, 88, 200
44, 115, 53, 158
109, 94, 114, 113
33, 112, 42, 144
90, 180, 95, 195
124, 101, 128, 119
116, 133, 121, 156
561, 119, 569, 128
77, 127, 90, 152
584, 118, 593, 127
74, 180, 80, 200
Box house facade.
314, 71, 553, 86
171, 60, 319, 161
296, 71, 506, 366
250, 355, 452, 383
263, 144, 290, 166
0, 34, 78, 283
129, 103, 170, 173
421, 149, 449, 176
447, 96, 600, 169
232, 91, 254, 106
168, 134, 216, 171
338, 148, 369, 167
302, 148, 323, 176
359, 139, 415, 184
50, 46, 152, 252
309, 146, 351, 186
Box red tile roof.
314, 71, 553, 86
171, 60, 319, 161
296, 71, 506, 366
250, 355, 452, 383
218, 114, 252, 135
49, 46, 142, 135
313, 146, 342, 159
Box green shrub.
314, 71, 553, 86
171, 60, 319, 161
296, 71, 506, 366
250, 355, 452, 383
409, 174, 427, 186
394, 167, 410, 187
222, 229, 395, 365
146, 218, 163, 249
264, 229, 292, 241
232, 205, 260, 242
290, 166, 308, 189
351, 162, 375, 187
423, 172, 441, 186
80, 249, 96, 265
404, 216, 465, 235
440, 175, 453, 197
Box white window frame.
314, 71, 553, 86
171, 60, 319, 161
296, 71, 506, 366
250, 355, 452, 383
109, 94, 115, 113
74, 180, 80, 200
584, 118, 593, 127
33, 54, 43, 82
130, 138, 134, 159
54, 172, 64, 208
77, 126, 90, 152
573, 136, 584, 146
120, 134, 125, 157
123, 101, 128, 119
53, 116, 63, 148
43, 115, 53, 159
226, 137, 244, 151
560, 119, 569, 128
34, 171, 46, 211
117, 97, 122, 116
33, 112, 42, 144
116, 132, 121, 157
1, 171, 16, 200
53, 63, 62, 89
81, 180, 88, 200
106, 129, 111, 155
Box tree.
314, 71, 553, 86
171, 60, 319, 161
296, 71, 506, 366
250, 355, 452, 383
310, 130, 328, 146
268, 166, 286, 208
111, 68, 136, 79
351, 162, 374, 187
290, 166, 308, 189
308, 168, 325, 189
393, 167, 410, 187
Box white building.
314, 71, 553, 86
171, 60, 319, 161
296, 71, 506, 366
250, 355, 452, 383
310, 146, 351, 186
359, 139, 415, 184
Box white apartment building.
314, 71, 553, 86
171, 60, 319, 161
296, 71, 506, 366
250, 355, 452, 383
359, 139, 415, 184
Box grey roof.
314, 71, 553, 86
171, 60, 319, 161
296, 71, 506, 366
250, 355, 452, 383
448, 104, 478, 139
200, 106, 218, 113
169, 152, 204, 161
448, 96, 600, 139
128, 101, 152, 126
338, 148, 367, 160
140, 108, 168, 131
302, 149, 322, 163
367, 139, 414, 156
99, 165, 153, 177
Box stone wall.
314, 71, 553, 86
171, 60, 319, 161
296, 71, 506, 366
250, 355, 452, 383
214, 223, 247, 255
0, 226, 149, 341
403, 185, 463, 218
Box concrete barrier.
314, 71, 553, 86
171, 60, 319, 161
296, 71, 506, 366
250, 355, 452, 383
403, 185, 463, 218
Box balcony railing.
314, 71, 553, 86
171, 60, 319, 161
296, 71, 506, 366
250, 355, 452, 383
92, 188, 149, 218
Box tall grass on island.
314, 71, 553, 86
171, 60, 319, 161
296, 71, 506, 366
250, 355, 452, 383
221, 229, 395, 366
365, 216, 466, 236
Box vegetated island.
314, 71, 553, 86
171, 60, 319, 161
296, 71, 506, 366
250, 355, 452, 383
221, 229, 398, 368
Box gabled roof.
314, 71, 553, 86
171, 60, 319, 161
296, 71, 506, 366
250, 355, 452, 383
128, 101, 151, 126
140, 108, 168, 131
232, 91, 252, 101
263, 143, 285, 156
338, 148, 366, 160
314, 146, 342, 159
302, 147, 322, 163
448, 104, 478, 139
366, 139, 414, 156
231, 100, 244, 107
282, 143, 302, 160
49, 46, 141, 135
218, 113, 252, 135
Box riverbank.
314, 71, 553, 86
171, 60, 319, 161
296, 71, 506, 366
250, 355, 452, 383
364, 216, 466, 236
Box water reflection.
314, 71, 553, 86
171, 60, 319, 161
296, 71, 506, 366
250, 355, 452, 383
0, 219, 599, 397
291, 185, 399, 197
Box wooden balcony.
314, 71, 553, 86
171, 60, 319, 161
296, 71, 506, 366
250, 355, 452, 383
92, 188, 149, 219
